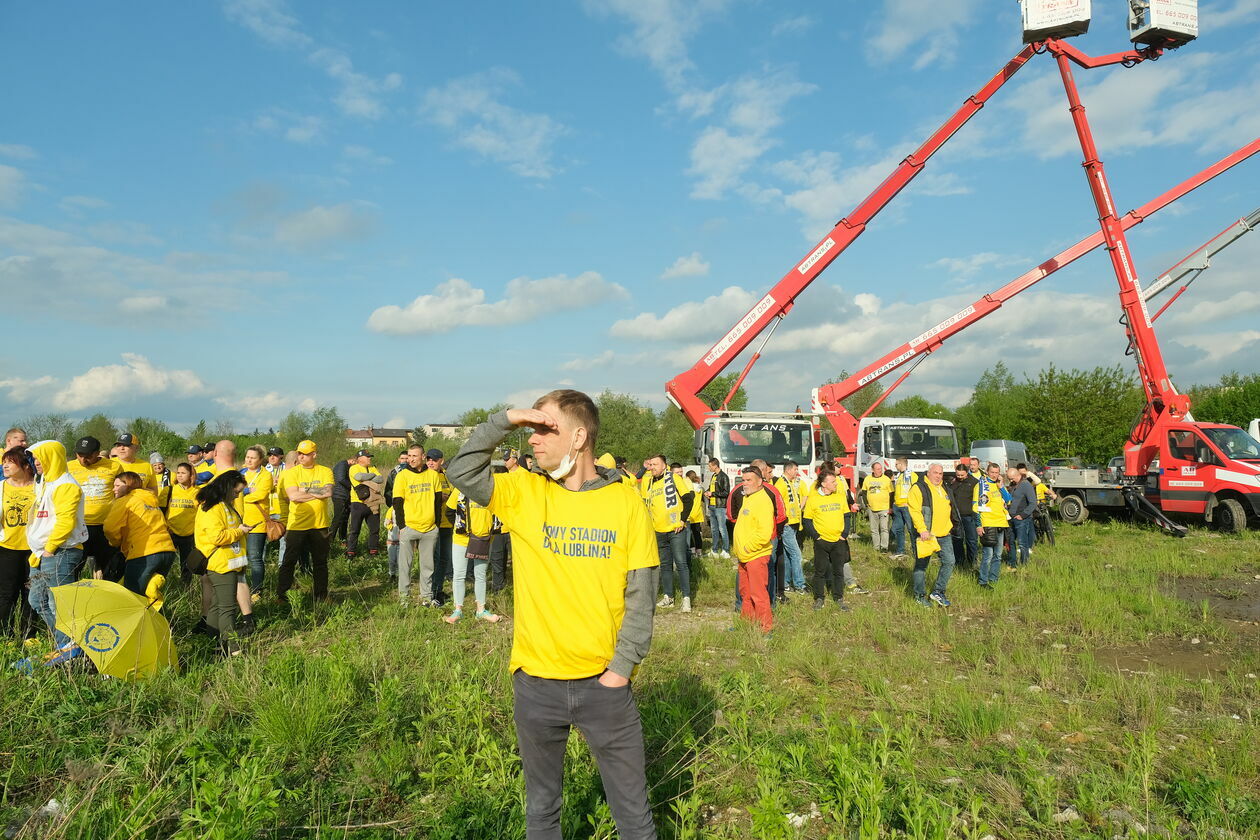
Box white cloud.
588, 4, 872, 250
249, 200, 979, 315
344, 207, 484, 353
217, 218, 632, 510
367, 271, 629, 335
273, 201, 379, 247
1006, 54, 1260, 159
0, 353, 206, 412
610, 285, 757, 340
118, 295, 170, 314
0, 165, 24, 208
1176, 330, 1260, 363
1203, 0, 1260, 28
772, 15, 812, 36
560, 350, 617, 371
87, 221, 163, 248
59, 195, 110, 213
866, 0, 985, 70
253, 109, 324, 143
226, 0, 402, 120
932, 252, 1028, 281
0, 144, 37, 160
215, 391, 318, 423
224, 0, 312, 49
383, 415, 405, 428
854, 293, 881, 317
342, 144, 394, 166
421, 68, 568, 178
660, 252, 710, 279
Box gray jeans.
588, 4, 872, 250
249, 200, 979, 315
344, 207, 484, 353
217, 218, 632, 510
867, 509, 890, 552
397, 526, 437, 600
513, 669, 656, 840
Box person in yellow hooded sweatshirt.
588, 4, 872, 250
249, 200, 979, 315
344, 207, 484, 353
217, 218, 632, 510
908, 463, 958, 609
104, 471, 177, 598
25, 440, 88, 647
194, 470, 250, 655
643, 455, 692, 612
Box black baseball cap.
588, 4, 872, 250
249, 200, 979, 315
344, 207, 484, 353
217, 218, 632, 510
267, 446, 284, 457
116, 433, 138, 447
74, 436, 101, 456
425, 448, 444, 460
187, 444, 202, 455
356, 449, 372, 458
202, 442, 215, 452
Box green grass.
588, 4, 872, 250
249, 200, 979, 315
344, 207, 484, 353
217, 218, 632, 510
2, 521, 1258, 838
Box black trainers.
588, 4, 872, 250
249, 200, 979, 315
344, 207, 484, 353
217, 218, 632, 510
237, 614, 257, 637
813, 598, 825, 610
834, 599, 851, 612
193, 617, 216, 637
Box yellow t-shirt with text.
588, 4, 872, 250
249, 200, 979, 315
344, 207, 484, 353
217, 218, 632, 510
732, 487, 775, 562
393, 468, 443, 533
279, 464, 335, 530
1, 482, 35, 551
166, 484, 199, 537
115, 458, 157, 493
67, 457, 123, 526
861, 474, 893, 512
489, 469, 657, 680
803, 489, 847, 542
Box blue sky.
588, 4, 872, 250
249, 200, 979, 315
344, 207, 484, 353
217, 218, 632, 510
2, 0, 1258, 433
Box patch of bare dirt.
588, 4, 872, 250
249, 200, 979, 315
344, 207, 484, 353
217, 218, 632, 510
1093, 638, 1231, 679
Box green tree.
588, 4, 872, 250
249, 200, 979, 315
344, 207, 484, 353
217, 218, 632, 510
410, 427, 429, 447
1188, 371, 1260, 428
310, 407, 351, 461
277, 411, 311, 451
71, 413, 119, 448
17, 414, 74, 447
699, 372, 748, 413
658, 407, 696, 465
188, 419, 210, 443
456, 403, 511, 427
882, 395, 954, 420
1010, 365, 1143, 464
952, 363, 1021, 443
128, 417, 186, 461
594, 391, 659, 465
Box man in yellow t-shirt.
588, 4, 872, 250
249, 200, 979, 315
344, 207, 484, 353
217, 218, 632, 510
68, 435, 124, 579
276, 439, 334, 603
860, 461, 894, 553
425, 448, 454, 605
392, 445, 444, 605
908, 463, 958, 608
447, 389, 659, 840
643, 455, 691, 611
112, 432, 156, 493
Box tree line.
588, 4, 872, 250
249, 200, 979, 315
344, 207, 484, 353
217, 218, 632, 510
12, 370, 1259, 473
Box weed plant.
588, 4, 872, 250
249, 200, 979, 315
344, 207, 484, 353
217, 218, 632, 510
0, 522, 1257, 838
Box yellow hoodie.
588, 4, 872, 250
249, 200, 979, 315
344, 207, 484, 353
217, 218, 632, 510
104, 488, 176, 560
26, 441, 88, 565
194, 503, 249, 574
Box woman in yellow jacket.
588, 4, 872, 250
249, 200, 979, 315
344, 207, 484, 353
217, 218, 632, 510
240, 445, 273, 599
194, 470, 250, 654
104, 471, 177, 598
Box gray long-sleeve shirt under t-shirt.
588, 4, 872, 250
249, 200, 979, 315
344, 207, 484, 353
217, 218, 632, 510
447, 411, 657, 679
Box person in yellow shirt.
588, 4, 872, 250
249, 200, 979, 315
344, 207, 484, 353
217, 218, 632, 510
104, 472, 177, 597
194, 470, 250, 655
974, 462, 1011, 588
112, 433, 157, 493
425, 449, 454, 604
908, 463, 959, 607
347, 449, 384, 559
67, 435, 124, 580
277, 440, 334, 604
446, 390, 659, 839
643, 455, 692, 612
860, 461, 894, 553
166, 463, 199, 573
1, 446, 40, 640
684, 469, 705, 559
240, 445, 274, 600
772, 460, 807, 596
732, 466, 775, 634
443, 488, 501, 624
26, 440, 88, 648
391, 445, 444, 605
890, 457, 917, 559
801, 469, 852, 611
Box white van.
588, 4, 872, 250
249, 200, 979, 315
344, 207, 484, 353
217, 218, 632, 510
970, 439, 1029, 471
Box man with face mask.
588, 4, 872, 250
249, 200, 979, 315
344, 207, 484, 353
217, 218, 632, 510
447, 389, 659, 840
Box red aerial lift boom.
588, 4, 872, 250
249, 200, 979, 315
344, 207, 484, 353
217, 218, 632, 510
665, 29, 1260, 531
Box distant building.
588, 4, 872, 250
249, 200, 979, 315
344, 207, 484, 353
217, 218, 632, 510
421, 423, 473, 442
343, 426, 414, 449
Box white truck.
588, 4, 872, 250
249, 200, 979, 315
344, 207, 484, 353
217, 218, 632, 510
855, 416, 963, 481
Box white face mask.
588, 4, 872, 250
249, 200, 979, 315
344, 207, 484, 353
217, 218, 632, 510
548, 431, 581, 481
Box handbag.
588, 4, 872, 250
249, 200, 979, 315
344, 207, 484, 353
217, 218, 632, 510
979, 527, 999, 548
465, 535, 492, 561
265, 518, 287, 541
184, 545, 214, 576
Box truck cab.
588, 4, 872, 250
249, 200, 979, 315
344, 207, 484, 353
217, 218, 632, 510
856, 417, 962, 480
1152, 422, 1260, 530
694, 413, 825, 488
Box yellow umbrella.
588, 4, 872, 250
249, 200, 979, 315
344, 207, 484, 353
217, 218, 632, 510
50, 579, 178, 679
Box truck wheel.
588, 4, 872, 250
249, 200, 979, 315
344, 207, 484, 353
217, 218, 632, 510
1058, 495, 1089, 525
1211, 498, 1247, 533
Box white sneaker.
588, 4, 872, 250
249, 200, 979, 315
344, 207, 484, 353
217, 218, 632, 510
720, 551, 730, 559
656, 595, 675, 608
681, 597, 692, 613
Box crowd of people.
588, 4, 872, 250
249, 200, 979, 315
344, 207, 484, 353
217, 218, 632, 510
0, 391, 1066, 838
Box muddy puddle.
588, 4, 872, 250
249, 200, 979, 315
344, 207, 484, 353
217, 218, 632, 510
1093, 639, 1231, 679
1172, 574, 1260, 622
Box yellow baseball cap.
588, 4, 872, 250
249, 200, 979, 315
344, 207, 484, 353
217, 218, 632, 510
296, 439, 317, 454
